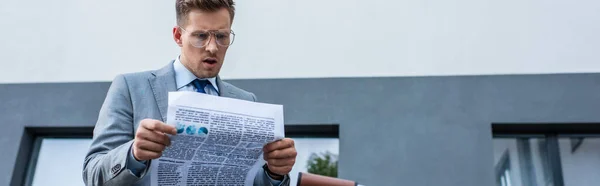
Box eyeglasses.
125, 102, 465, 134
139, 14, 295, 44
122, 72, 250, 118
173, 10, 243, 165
179, 26, 235, 48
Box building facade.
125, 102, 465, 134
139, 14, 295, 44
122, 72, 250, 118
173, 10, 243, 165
2, 0, 600, 185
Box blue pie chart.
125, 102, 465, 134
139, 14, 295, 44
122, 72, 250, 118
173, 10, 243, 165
176, 123, 185, 134
185, 125, 196, 135
198, 127, 208, 136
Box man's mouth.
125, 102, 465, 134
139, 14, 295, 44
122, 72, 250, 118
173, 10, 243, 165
203, 58, 217, 64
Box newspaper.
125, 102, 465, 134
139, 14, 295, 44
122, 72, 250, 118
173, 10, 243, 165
150, 92, 284, 186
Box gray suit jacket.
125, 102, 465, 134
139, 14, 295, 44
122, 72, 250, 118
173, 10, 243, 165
83, 62, 289, 186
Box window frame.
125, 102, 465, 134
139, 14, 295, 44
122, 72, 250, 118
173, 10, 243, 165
495, 150, 511, 186
21, 127, 93, 186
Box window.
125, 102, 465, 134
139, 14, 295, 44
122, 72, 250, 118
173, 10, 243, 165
558, 137, 600, 186
30, 138, 92, 186
289, 138, 339, 186
495, 150, 512, 186
492, 123, 600, 186
493, 137, 556, 186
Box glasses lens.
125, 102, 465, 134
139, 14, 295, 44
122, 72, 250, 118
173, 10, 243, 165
216, 31, 234, 46
187, 30, 235, 47
189, 31, 209, 48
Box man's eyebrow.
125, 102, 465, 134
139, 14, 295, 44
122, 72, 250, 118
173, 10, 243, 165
190, 30, 206, 34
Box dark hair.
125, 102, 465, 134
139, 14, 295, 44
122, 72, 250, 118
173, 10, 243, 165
176, 0, 235, 26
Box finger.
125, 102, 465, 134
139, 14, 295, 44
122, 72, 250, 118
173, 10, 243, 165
267, 165, 293, 175
263, 138, 294, 153
267, 158, 295, 167
137, 139, 167, 153
265, 147, 297, 160
142, 119, 177, 135
135, 148, 162, 160
137, 129, 171, 146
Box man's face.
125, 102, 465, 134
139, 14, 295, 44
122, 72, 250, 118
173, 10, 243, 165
174, 8, 232, 78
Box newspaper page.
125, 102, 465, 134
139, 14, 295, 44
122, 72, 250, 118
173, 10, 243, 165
150, 91, 284, 186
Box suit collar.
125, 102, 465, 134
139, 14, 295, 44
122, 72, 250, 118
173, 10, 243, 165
149, 60, 239, 121
173, 56, 219, 92
215, 76, 239, 99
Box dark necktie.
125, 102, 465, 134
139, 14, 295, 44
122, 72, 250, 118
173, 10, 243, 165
191, 79, 210, 94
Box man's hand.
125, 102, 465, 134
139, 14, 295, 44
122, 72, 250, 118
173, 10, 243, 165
263, 138, 297, 179
132, 119, 177, 161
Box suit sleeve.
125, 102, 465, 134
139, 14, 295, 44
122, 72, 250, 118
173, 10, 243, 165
254, 168, 291, 186
82, 74, 149, 185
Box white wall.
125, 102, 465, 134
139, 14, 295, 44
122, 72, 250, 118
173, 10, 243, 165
1, 0, 600, 83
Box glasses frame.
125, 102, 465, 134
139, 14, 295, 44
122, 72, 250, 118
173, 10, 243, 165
178, 26, 235, 48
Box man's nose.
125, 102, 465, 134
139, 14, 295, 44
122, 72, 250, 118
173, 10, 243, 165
204, 37, 219, 53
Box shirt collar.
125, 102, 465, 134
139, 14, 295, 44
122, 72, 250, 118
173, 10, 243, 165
173, 56, 219, 92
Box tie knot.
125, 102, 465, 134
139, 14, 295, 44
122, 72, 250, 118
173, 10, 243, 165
192, 79, 210, 93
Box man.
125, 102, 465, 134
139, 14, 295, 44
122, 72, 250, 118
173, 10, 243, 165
82, 0, 297, 185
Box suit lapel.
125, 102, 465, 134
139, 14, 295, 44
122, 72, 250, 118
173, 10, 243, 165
149, 61, 177, 122
216, 75, 238, 99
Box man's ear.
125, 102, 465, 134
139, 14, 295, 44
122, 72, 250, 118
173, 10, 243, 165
173, 26, 183, 47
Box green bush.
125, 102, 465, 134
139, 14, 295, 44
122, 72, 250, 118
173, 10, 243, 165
306, 151, 338, 178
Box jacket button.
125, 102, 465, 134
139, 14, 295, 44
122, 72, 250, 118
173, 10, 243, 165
111, 164, 122, 175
